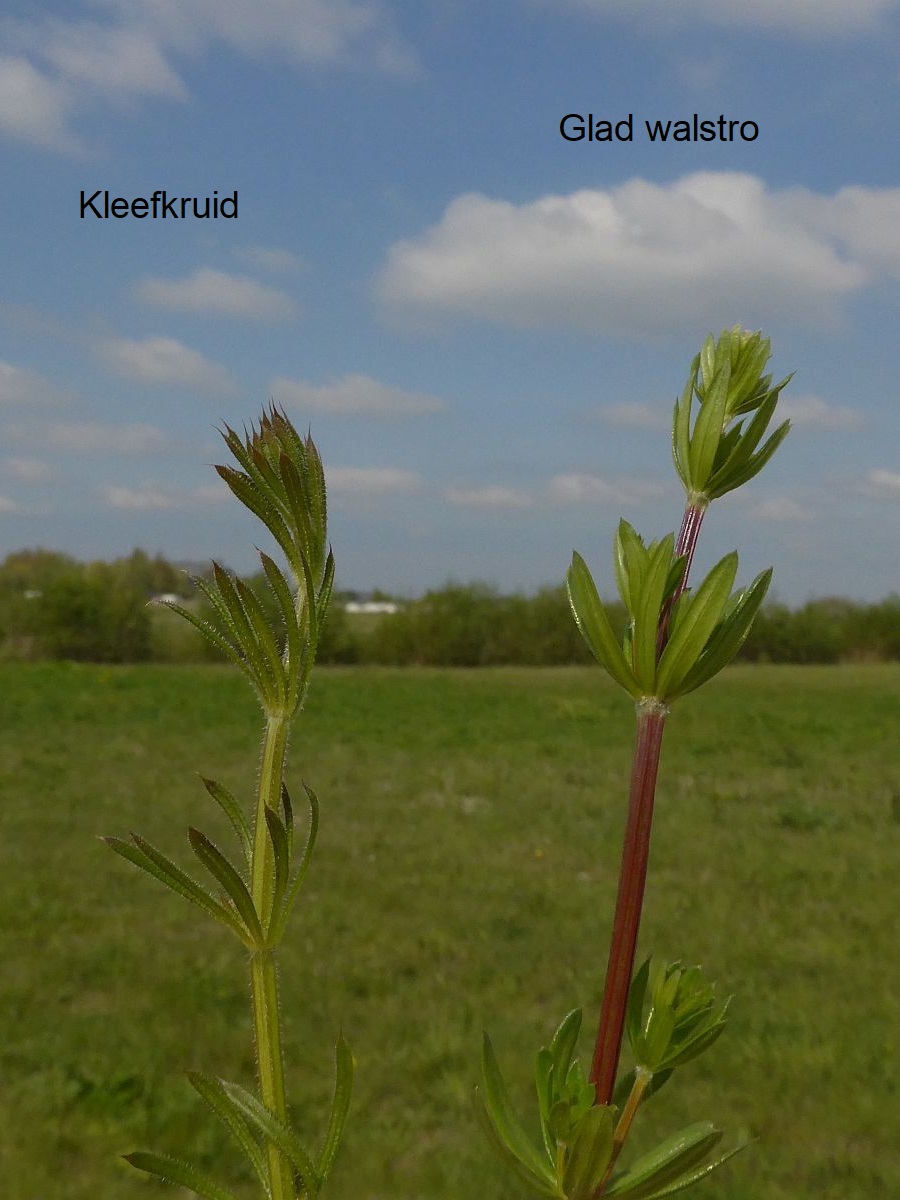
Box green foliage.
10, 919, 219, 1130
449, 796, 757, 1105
102, 408, 350, 1200
672, 326, 791, 505
3, 663, 900, 1199
567, 522, 771, 703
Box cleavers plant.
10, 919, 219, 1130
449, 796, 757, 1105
104, 407, 350, 1200
478, 327, 792, 1199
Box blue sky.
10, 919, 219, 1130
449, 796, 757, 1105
2, 0, 899, 604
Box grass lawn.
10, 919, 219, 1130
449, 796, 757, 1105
1, 661, 898, 1199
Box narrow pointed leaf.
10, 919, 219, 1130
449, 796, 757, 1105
280, 781, 294, 859
603, 1123, 723, 1198
234, 575, 287, 704
562, 1104, 615, 1200
124, 1151, 240, 1200
688, 361, 730, 490
186, 1071, 270, 1193
200, 775, 252, 865
211, 565, 274, 704
159, 600, 253, 685
674, 568, 772, 696
567, 552, 639, 697
220, 1079, 321, 1195
269, 782, 319, 941
628, 1142, 748, 1199
103, 835, 250, 943
549, 1009, 582, 1094
188, 828, 264, 945
474, 1093, 558, 1197
481, 1033, 557, 1187
318, 1033, 354, 1184
632, 534, 675, 692
672, 369, 695, 490
259, 551, 304, 702
655, 552, 737, 697
712, 420, 790, 497
264, 805, 290, 936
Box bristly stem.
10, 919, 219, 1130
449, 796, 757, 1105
592, 500, 707, 1106
590, 700, 667, 1103
251, 712, 293, 1200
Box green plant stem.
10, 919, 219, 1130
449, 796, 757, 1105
251, 712, 293, 1200
590, 701, 667, 1103
595, 1067, 652, 1196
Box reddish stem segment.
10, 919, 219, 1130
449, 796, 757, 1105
590, 701, 667, 1102
591, 500, 707, 1106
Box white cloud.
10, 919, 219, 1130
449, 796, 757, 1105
46, 422, 168, 454
600, 402, 671, 431
0, 495, 19, 513
547, 473, 664, 506
0, 360, 70, 407
2, 457, 53, 482
863, 469, 900, 499
38, 22, 187, 100
444, 485, 533, 510
136, 269, 299, 320
97, 479, 226, 509
377, 172, 900, 337
327, 466, 423, 496
552, 0, 897, 35
752, 497, 814, 522
272, 373, 444, 417
0, 56, 77, 152
779, 393, 864, 430
235, 245, 304, 273
99, 335, 235, 392
1, 2, 413, 152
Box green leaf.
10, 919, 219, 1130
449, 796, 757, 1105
688, 359, 730, 491
159, 598, 253, 688
280, 781, 294, 860
123, 1151, 240, 1200
671, 366, 696, 491
186, 1071, 270, 1194
567, 552, 639, 697
632, 534, 675, 693
603, 1123, 723, 1198
712, 419, 790, 497
264, 805, 290, 937
474, 1093, 558, 1198
481, 1033, 557, 1189
625, 958, 651, 1061
199, 775, 252, 866
318, 1033, 354, 1185
624, 1141, 748, 1199
211, 564, 278, 707
220, 1079, 321, 1196
233, 574, 287, 705
259, 551, 306, 706
674, 568, 772, 696
103, 835, 250, 944
270, 782, 319, 942
188, 828, 264, 945
562, 1104, 615, 1200
655, 552, 738, 698
549, 1009, 582, 1093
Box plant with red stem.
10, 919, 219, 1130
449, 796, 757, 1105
478, 327, 792, 1200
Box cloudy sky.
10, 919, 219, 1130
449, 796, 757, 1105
2, 0, 899, 603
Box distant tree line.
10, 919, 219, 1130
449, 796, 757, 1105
1, 548, 899, 666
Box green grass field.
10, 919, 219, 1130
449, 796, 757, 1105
2, 662, 898, 1199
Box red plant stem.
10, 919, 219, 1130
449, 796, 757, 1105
590, 701, 667, 1102
591, 500, 708, 1105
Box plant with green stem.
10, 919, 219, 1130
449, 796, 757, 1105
479, 327, 792, 1199
104, 406, 351, 1200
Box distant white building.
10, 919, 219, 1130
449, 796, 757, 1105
344, 601, 399, 615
